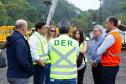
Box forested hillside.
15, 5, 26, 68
0, 0, 126, 32
0, 0, 80, 27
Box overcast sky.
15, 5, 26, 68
68, 0, 100, 11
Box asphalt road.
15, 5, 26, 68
0, 51, 126, 84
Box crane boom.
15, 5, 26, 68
46, 0, 58, 26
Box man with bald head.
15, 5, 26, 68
5, 19, 33, 84
15, 19, 28, 35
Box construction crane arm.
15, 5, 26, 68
46, 0, 58, 26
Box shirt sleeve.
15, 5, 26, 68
87, 41, 93, 63
97, 34, 115, 56
94, 55, 101, 64
28, 36, 40, 61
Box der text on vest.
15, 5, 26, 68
54, 40, 73, 46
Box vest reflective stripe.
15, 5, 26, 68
51, 46, 76, 68
110, 53, 120, 56
105, 51, 120, 56
33, 33, 50, 64
39, 53, 48, 57
51, 67, 77, 71
51, 71, 76, 75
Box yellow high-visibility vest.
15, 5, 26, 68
49, 35, 78, 79
80, 43, 88, 63
30, 32, 50, 65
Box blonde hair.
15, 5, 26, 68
46, 25, 57, 42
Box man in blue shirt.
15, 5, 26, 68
88, 25, 104, 84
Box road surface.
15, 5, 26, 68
0, 51, 126, 84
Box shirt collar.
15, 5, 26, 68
24, 36, 27, 40
110, 28, 119, 33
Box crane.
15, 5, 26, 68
45, 0, 58, 26
41, 0, 58, 27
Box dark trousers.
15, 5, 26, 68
77, 65, 86, 84
8, 78, 28, 84
92, 64, 101, 84
33, 65, 45, 84
44, 64, 51, 84
101, 66, 119, 84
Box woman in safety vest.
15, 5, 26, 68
73, 29, 88, 84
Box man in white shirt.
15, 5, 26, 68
29, 22, 50, 84
97, 16, 122, 84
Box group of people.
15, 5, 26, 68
4, 16, 122, 84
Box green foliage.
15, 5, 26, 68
0, 0, 126, 33
101, 0, 126, 24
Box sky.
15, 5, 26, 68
68, 0, 100, 11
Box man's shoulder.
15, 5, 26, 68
88, 40, 95, 48
100, 36, 105, 41
49, 37, 78, 44
70, 38, 78, 44
90, 39, 95, 43
29, 32, 37, 38
29, 33, 40, 41
105, 33, 114, 40
67, 38, 79, 47
15, 37, 26, 44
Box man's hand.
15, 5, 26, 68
90, 60, 97, 67
36, 59, 45, 67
